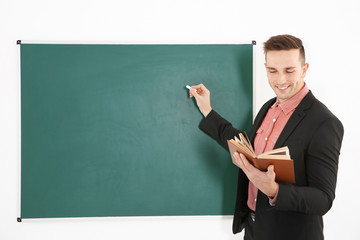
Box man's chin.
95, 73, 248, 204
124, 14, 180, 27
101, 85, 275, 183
275, 92, 292, 102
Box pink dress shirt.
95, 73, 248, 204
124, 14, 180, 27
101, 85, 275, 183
248, 84, 309, 211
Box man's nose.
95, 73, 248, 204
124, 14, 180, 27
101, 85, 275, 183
277, 73, 286, 84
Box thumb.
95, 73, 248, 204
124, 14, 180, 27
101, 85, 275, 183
267, 165, 275, 174
267, 165, 276, 181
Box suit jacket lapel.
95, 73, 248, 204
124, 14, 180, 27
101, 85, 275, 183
274, 91, 315, 148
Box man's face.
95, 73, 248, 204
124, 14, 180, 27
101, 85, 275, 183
265, 49, 309, 102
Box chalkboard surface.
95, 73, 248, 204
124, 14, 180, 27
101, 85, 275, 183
20, 43, 253, 219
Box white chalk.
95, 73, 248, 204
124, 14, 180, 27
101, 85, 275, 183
186, 85, 198, 94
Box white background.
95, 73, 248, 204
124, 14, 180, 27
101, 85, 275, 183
1, 0, 359, 239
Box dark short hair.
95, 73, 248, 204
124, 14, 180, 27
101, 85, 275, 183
264, 34, 305, 65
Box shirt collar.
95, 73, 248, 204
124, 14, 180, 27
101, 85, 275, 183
271, 83, 309, 115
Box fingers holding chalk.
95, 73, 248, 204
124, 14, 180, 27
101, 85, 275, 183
186, 85, 197, 97
186, 84, 206, 98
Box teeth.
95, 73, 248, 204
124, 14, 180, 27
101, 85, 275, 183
278, 86, 288, 90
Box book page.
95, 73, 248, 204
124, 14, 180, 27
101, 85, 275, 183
238, 133, 254, 154
263, 146, 289, 155
257, 154, 291, 160
258, 146, 290, 160
229, 139, 256, 158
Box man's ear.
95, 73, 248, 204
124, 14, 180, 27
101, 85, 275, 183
301, 63, 309, 79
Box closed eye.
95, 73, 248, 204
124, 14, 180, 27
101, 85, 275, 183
286, 67, 296, 73
267, 68, 277, 73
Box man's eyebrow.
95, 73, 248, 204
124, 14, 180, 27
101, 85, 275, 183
266, 66, 296, 69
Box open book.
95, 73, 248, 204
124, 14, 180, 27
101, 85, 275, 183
227, 133, 295, 183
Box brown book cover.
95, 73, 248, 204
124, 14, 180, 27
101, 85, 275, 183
227, 133, 295, 183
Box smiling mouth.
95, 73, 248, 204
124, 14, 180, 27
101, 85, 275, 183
277, 85, 290, 91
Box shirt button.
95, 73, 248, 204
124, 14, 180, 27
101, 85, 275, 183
254, 198, 257, 202
273, 118, 276, 122
265, 137, 268, 141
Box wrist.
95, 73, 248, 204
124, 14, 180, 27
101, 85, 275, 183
268, 183, 279, 206
202, 107, 212, 118
268, 182, 279, 198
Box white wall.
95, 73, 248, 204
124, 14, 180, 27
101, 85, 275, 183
1, 0, 359, 239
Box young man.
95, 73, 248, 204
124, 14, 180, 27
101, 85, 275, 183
189, 35, 344, 240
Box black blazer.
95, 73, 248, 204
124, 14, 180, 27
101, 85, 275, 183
199, 91, 344, 240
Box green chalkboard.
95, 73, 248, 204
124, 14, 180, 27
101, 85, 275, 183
20, 43, 253, 219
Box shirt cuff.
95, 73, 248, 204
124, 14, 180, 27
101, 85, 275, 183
268, 187, 279, 206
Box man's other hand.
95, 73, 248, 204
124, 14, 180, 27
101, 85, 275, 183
189, 83, 212, 117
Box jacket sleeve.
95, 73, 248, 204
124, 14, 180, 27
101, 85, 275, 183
199, 109, 242, 149
275, 116, 344, 216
